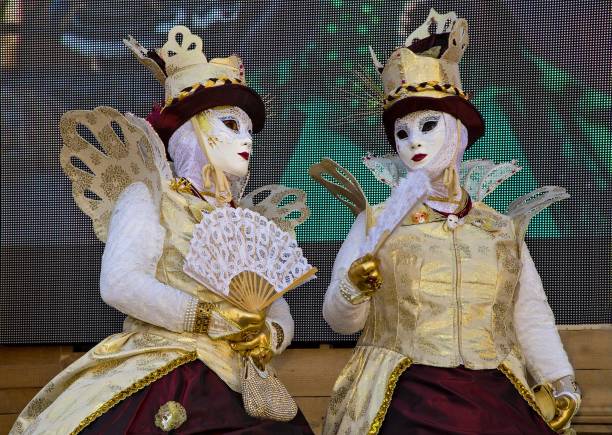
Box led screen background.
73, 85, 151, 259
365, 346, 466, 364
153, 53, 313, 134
1, 0, 610, 344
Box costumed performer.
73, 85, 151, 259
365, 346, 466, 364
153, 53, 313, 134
312, 9, 581, 435
11, 25, 313, 435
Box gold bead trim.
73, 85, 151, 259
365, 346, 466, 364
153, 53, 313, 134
271, 322, 285, 349
162, 77, 245, 110
193, 301, 214, 334
367, 357, 412, 435
383, 81, 469, 109
498, 363, 555, 430
70, 351, 198, 435
339, 279, 370, 305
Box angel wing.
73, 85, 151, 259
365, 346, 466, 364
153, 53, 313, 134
59, 106, 172, 242
459, 159, 522, 202
506, 186, 570, 240
308, 158, 368, 216
240, 185, 310, 236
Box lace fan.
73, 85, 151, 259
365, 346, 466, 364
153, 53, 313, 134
184, 207, 316, 312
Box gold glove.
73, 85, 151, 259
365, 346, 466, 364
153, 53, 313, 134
212, 300, 265, 342
230, 329, 273, 370
192, 300, 265, 338
347, 253, 383, 295
549, 376, 581, 433
534, 376, 581, 433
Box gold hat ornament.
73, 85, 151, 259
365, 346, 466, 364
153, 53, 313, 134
124, 25, 265, 147
370, 9, 485, 147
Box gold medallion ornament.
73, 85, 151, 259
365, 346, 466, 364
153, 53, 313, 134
154, 401, 187, 432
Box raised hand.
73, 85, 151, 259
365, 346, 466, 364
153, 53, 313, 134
347, 253, 383, 296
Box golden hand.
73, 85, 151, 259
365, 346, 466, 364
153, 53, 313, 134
230, 329, 273, 370
212, 300, 265, 342
549, 376, 581, 433
347, 253, 383, 295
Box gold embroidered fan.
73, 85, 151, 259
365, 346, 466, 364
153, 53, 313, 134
183, 207, 316, 312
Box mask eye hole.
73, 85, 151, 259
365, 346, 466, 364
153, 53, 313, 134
421, 119, 438, 133
396, 129, 408, 140
222, 119, 239, 132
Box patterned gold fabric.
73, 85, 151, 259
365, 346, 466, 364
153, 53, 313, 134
10, 186, 246, 435
324, 200, 541, 434
11, 332, 196, 435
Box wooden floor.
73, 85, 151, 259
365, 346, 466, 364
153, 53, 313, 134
1, 329, 610, 434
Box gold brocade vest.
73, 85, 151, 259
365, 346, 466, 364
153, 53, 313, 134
155, 184, 218, 302
359, 200, 523, 370
126, 183, 245, 391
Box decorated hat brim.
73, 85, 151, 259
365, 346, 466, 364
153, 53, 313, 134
149, 83, 266, 147
383, 95, 485, 148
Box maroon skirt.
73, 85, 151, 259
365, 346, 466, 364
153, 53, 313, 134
379, 365, 555, 435
80, 360, 313, 435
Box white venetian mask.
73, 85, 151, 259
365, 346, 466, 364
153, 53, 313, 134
198, 106, 253, 178
395, 110, 467, 180
168, 106, 253, 190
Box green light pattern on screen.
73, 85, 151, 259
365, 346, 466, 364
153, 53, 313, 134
251, 0, 611, 243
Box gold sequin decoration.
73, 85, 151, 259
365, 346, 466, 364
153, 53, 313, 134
383, 81, 469, 108
367, 358, 412, 435
193, 301, 214, 333
155, 401, 187, 432
162, 77, 245, 110
271, 322, 285, 349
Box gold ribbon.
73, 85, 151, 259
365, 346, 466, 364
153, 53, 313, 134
201, 163, 232, 204
191, 116, 233, 204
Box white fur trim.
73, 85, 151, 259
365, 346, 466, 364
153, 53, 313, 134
514, 242, 574, 383
100, 182, 198, 333
323, 212, 370, 334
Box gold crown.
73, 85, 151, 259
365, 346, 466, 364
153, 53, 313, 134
159, 26, 245, 104
124, 26, 246, 105
371, 9, 469, 108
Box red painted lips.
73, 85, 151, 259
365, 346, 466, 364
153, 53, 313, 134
238, 152, 250, 160
412, 153, 428, 162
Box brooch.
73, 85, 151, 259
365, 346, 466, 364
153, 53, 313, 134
155, 401, 187, 432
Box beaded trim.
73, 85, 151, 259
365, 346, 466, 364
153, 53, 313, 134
339, 279, 370, 305
193, 301, 214, 334
183, 297, 198, 332
383, 81, 469, 109
163, 77, 245, 109
498, 363, 554, 429
271, 322, 285, 350
71, 351, 198, 435
367, 358, 412, 435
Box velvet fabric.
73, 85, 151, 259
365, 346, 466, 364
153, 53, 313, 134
80, 360, 313, 435
379, 365, 555, 435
